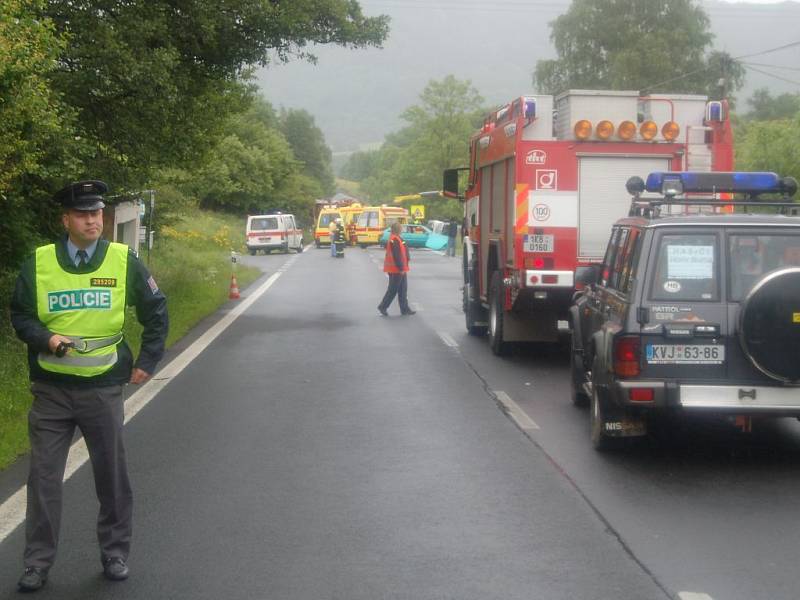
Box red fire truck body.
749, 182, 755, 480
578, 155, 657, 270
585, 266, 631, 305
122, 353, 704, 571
449, 90, 733, 354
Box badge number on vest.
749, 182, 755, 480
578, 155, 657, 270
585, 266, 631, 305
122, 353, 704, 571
48, 289, 112, 312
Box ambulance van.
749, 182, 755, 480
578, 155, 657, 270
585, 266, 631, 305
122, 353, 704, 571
245, 213, 304, 255
355, 206, 409, 247
314, 208, 341, 247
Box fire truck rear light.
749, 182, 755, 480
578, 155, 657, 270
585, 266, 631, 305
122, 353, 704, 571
533, 257, 545, 269
640, 120, 658, 141
614, 336, 641, 378
662, 121, 680, 141
534, 291, 548, 299
618, 120, 636, 140
529, 275, 539, 284
596, 120, 614, 140
542, 274, 558, 284
706, 101, 724, 122
629, 388, 654, 402
574, 119, 592, 140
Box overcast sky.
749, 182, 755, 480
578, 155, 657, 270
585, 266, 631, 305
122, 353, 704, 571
258, 0, 800, 152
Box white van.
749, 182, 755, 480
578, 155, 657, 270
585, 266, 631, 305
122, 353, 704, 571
245, 213, 304, 255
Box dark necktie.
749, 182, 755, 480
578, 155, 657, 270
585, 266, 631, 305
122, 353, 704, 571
76, 250, 88, 268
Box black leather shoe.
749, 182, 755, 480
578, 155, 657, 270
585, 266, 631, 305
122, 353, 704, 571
401, 310, 416, 316
17, 567, 47, 592
377, 306, 388, 316
102, 557, 129, 581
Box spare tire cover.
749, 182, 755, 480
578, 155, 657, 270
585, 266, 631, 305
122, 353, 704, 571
739, 267, 800, 383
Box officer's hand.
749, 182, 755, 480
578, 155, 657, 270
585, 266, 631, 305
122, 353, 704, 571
129, 368, 151, 385
48, 334, 74, 354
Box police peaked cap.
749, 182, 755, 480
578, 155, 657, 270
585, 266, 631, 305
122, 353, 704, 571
54, 180, 108, 211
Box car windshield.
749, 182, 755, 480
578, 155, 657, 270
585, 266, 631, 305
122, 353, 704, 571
729, 233, 800, 300
650, 233, 718, 302
319, 213, 339, 227
250, 217, 278, 230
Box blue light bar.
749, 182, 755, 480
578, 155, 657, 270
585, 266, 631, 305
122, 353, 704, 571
645, 172, 783, 195
524, 98, 536, 119
706, 101, 724, 122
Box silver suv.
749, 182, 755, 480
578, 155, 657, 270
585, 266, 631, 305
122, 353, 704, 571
570, 171, 800, 450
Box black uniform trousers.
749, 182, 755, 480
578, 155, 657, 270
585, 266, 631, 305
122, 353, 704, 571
379, 273, 410, 314
25, 381, 132, 569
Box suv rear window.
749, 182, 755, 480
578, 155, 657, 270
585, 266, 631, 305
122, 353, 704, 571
650, 233, 718, 301
729, 234, 800, 300
251, 217, 278, 230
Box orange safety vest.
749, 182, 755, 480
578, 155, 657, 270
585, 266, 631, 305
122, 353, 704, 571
383, 234, 409, 273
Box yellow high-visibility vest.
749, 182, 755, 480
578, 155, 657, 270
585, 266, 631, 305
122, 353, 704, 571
35, 242, 128, 377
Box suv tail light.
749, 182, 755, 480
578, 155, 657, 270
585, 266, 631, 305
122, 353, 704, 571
614, 336, 641, 378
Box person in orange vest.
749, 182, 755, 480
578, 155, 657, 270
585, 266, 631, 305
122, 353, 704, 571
377, 222, 415, 316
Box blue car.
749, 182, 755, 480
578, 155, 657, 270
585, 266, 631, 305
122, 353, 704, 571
378, 223, 432, 248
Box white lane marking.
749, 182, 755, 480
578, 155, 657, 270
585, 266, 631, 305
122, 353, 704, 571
0, 271, 284, 543
437, 331, 458, 348
493, 390, 540, 430
678, 593, 714, 600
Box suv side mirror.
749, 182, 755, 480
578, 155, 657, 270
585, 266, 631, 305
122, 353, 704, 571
575, 265, 599, 287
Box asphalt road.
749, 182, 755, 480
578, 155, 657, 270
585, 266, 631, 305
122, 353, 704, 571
1, 243, 799, 599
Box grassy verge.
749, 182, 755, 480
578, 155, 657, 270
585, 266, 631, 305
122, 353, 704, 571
0, 210, 260, 470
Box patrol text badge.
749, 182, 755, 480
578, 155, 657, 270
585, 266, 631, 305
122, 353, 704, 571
48, 289, 112, 312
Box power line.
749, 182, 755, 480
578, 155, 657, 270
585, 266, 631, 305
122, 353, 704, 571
743, 64, 800, 87
645, 40, 800, 91
735, 40, 800, 61
741, 62, 800, 73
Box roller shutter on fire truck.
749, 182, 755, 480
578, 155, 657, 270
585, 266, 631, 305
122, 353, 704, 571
577, 156, 670, 257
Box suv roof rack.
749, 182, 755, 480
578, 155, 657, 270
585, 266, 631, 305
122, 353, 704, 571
626, 171, 799, 218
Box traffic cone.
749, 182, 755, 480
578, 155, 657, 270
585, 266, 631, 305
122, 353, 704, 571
229, 273, 240, 300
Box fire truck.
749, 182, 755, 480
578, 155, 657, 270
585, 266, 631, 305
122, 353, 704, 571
443, 90, 733, 355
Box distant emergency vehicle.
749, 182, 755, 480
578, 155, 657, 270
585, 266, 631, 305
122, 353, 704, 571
315, 208, 341, 247
355, 206, 409, 247
245, 213, 304, 255
444, 90, 734, 354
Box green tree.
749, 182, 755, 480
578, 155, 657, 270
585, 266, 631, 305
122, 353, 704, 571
745, 88, 800, 122
340, 150, 379, 182
187, 98, 322, 218
38, 0, 389, 189
280, 109, 335, 196
0, 0, 69, 192
736, 114, 800, 184
533, 0, 741, 98
399, 75, 484, 187
347, 75, 483, 210
0, 1, 88, 269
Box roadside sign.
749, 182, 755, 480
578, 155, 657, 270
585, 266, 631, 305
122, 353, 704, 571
410, 204, 425, 220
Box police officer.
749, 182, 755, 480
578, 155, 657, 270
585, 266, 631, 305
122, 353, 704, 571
377, 221, 415, 316
10, 181, 169, 592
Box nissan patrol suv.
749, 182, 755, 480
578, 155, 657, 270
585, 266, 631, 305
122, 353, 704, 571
570, 171, 800, 450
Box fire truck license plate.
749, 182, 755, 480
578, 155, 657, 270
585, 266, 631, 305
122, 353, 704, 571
259, 237, 271, 242
646, 344, 725, 365
524, 234, 553, 253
